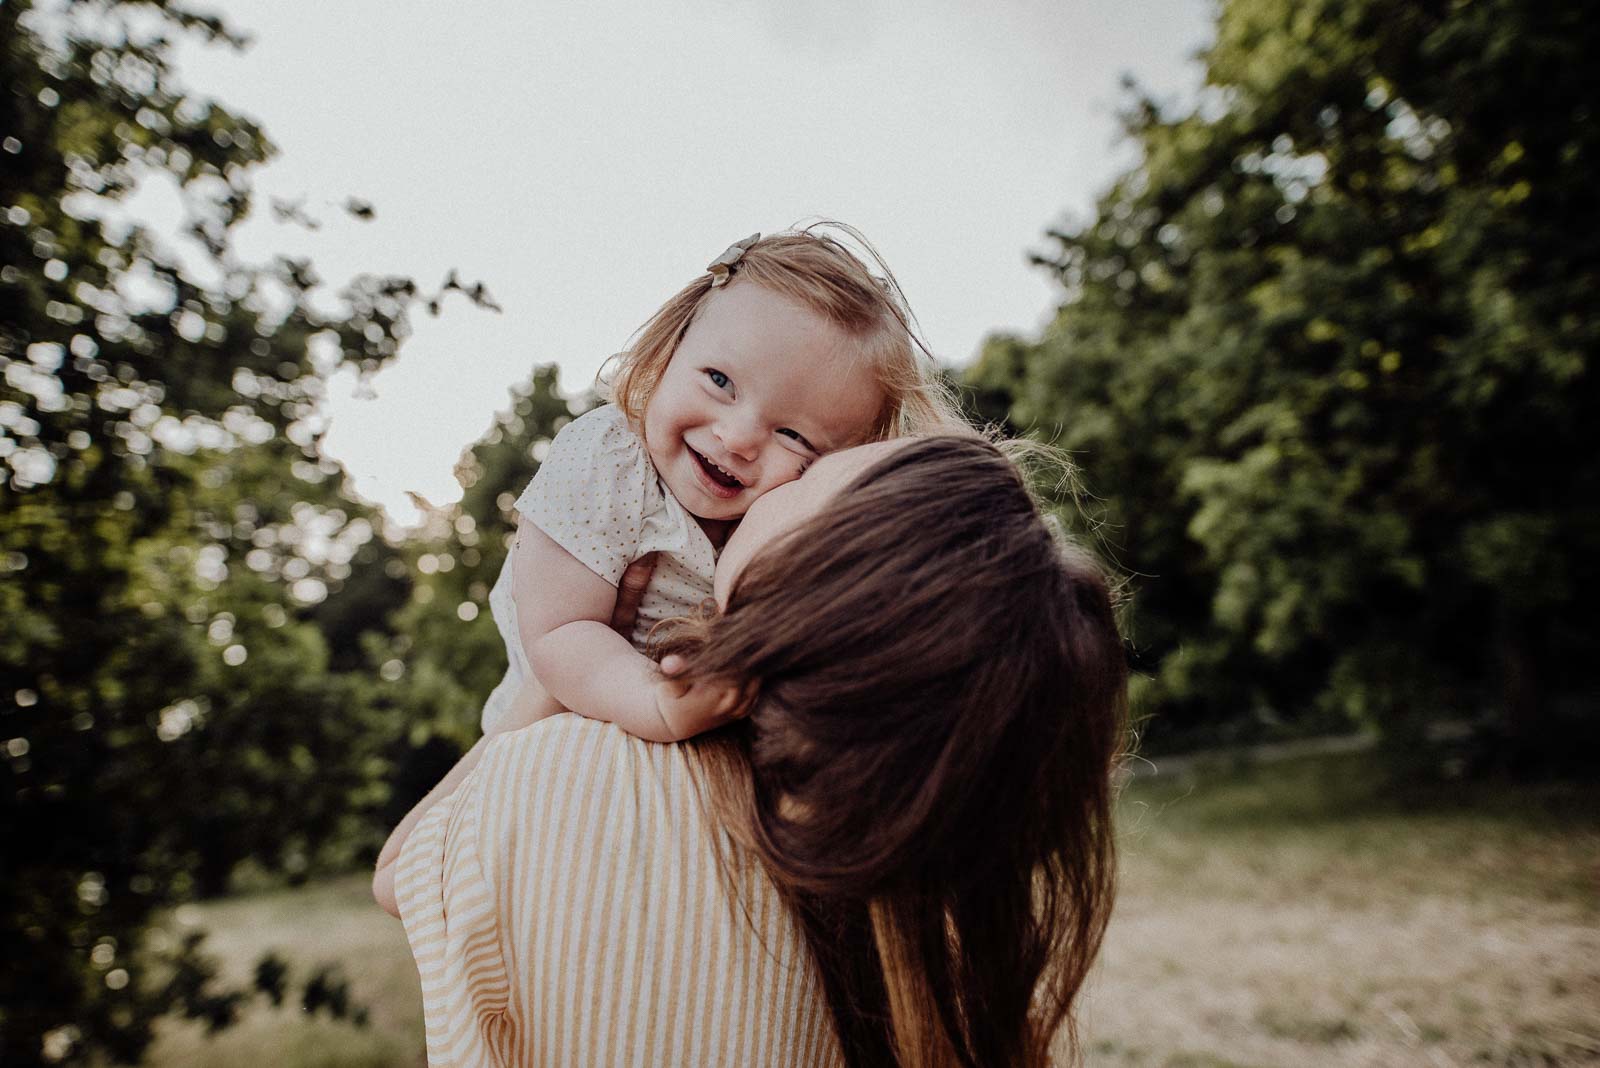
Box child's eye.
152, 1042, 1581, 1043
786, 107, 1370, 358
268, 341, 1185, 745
777, 428, 816, 452
705, 369, 731, 391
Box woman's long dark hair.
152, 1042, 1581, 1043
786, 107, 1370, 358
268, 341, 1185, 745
660, 436, 1129, 1067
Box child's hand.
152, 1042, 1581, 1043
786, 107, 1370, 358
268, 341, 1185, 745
611, 552, 658, 636
653, 654, 751, 739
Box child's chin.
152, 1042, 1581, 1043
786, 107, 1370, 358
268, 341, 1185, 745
665, 470, 738, 519
692, 496, 744, 522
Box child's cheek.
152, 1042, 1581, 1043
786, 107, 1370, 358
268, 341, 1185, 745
774, 459, 810, 489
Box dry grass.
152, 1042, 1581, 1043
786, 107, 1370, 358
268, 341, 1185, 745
1081, 753, 1600, 1068
144, 752, 1599, 1067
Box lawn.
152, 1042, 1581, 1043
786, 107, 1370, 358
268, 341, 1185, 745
1080, 752, 1599, 1067
141, 752, 1599, 1067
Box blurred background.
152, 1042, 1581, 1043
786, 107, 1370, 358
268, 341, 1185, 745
2, 0, 1595, 1065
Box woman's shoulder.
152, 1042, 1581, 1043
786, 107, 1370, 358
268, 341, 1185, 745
482, 712, 641, 768
460, 719, 841, 1065
470, 721, 725, 938
476, 716, 701, 832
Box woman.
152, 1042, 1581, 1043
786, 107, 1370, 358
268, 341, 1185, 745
377, 435, 1128, 1067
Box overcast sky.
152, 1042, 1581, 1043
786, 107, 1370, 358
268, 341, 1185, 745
156, 0, 1213, 524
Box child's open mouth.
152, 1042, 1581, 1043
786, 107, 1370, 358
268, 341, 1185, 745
691, 447, 744, 493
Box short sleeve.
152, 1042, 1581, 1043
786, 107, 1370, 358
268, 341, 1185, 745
514, 404, 656, 587
394, 769, 514, 1067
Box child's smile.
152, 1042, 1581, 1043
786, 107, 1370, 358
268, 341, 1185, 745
688, 444, 746, 498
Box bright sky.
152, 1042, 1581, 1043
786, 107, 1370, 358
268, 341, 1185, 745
161, 0, 1212, 525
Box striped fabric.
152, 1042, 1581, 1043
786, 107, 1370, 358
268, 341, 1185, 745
395, 715, 844, 1067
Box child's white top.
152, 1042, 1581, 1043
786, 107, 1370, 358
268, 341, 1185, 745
480, 403, 719, 733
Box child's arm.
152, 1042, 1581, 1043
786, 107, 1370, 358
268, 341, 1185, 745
513, 518, 742, 741
512, 519, 689, 741
482, 536, 666, 738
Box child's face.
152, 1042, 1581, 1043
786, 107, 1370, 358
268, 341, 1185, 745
643, 280, 885, 523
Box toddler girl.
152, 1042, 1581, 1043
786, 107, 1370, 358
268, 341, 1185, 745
481, 223, 964, 742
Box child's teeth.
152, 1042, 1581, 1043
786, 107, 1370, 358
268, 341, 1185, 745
699, 450, 740, 486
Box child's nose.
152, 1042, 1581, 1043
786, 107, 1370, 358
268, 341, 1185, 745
716, 415, 765, 462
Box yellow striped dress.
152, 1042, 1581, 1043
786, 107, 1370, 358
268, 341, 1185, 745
394, 714, 845, 1067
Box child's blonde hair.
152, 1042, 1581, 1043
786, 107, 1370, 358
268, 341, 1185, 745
607, 221, 967, 442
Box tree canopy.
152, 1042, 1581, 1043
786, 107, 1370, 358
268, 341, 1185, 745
970, 0, 1597, 762
0, 2, 491, 1061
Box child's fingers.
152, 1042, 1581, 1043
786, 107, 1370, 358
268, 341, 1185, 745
611, 552, 658, 636
656, 669, 753, 732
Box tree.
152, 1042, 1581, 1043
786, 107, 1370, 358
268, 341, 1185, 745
1, 2, 491, 1062
973, 0, 1598, 763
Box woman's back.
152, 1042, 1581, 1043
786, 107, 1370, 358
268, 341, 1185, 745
394, 715, 842, 1067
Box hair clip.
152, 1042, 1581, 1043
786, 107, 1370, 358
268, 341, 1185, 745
706, 233, 761, 287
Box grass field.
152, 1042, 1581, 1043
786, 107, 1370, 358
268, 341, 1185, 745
1080, 752, 1599, 1067
140, 752, 1599, 1067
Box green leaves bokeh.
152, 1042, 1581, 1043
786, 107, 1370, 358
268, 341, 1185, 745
0, 2, 531, 1063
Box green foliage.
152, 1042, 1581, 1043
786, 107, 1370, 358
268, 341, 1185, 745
0, 2, 490, 1063
974, 0, 1598, 760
